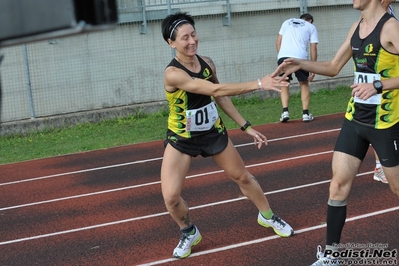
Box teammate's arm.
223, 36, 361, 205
275, 22, 357, 78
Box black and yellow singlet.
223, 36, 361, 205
165, 55, 225, 138
347, 12, 399, 129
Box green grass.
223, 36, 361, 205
0, 86, 351, 165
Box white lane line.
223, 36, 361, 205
0, 171, 374, 246
0, 181, 160, 211
0, 157, 163, 186
0, 128, 340, 187
235, 128, 340, 147
137, 205, 399, 265
0, 150, 334, 211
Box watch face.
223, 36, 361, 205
374, 80, 383, 93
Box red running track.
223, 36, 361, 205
0, 113, 398, 266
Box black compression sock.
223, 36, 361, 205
326, 201, 347, 246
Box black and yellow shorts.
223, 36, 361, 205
164, 127, 228, 157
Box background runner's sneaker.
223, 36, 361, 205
257, 212, 294, 237
173, 226, 202, 259
280, 111, 290, 122
373, 167, 388, 183
303, 113, 314, 122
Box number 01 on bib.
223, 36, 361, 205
186, 102, 219, 132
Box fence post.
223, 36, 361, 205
138, 0, 147, 34
23, 44, 35, 119
222, 0, 231, 26
299, 0, 308, 14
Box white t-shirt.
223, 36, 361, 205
277, 18, 319, 60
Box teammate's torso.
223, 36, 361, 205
347, 12, 399, 129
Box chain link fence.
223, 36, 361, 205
1, 0, 385, 135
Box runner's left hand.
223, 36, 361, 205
246, 127, 267, 149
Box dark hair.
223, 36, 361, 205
161, 12, 195, 42
300, 13, 314, 23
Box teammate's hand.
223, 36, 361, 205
350, 82, 377, 100
308, 73, 315, 82
271, 58, 302, 81
260, 75, 289, 93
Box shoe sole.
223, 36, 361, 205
173, 234, 202, 259
373, 175, 389, 184
257, 219, 294, 237
280, 117, 289, 122
303, 118, 314, 122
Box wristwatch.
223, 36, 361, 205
373, 80, 383, 94
240, 121, 251, 131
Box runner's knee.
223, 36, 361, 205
163, 194, 182, 209
229, 171, 252, 185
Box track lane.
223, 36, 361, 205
2, 171, 396, 266
0, 150, 336, 241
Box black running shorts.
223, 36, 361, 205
334, 119, 399, 167
164, 127, 229, 157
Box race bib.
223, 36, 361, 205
186, 102, 218, 131
353, 72, 382, 105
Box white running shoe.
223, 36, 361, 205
257, 212, 294, 237
173, 226, 202, 259
280, 111, 290, 122
373, 167, 388, 184
303, 113, 314, 122
310, 245, 338, 266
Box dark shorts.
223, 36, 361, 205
164, 127, 229, 157
334, 119, 399, 167
278, 57, 309, 82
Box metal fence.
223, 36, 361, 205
0, 0, 385, 135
